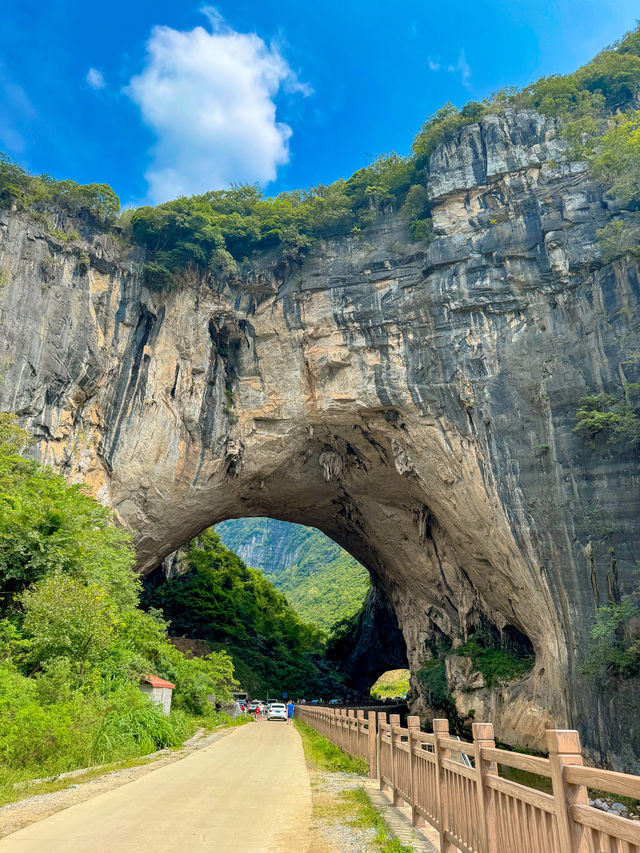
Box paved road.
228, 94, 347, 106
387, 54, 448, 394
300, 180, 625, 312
0, 722, 312, 853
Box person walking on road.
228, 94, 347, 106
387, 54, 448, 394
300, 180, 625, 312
255, 705, 261, 722
286, 701, 295, 725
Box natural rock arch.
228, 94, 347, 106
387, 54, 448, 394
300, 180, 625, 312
2, 110, 640, 766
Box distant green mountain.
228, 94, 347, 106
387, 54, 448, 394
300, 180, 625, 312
216, 518, 370, 631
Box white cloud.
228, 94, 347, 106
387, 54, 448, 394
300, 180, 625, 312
428, 50, 472, 90
0, 64, 36, 154
126, 9, 310, 203
447, 50, 472, 90
86, 67, 106, 90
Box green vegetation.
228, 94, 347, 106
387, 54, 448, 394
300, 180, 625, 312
0, 413, 237, 788
0, 153, 119, 227
142, 529, 344, 697
370, 669, 410, 699
129, 151, 428, 289
582, 573, 640, 680
294, 718, 367, 774
575, 385, 640, 450
416, 622, 534, 724
315, 788, 415, 853
216, 518, 370, 630
0, 413, 135, 614
417, 659, 456, 717
454, 641, 535, 687
452, 620, 535, 689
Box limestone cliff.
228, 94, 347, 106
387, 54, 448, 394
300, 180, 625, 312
2, 110, 639, 768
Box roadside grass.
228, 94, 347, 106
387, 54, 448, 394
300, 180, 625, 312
0, 757, 156, 809
201, 711, 252, 731
293, 718, 368, 774
294, 719, 414, 852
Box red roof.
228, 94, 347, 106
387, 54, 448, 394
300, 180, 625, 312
142, 675, 175, 689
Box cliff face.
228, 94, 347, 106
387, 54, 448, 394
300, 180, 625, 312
2, 109, 639, 767
217, 518, 308, 573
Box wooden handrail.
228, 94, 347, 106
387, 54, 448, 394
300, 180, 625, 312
564, 764, 640, 800
481, 745, 553, 777
295, 705, 640, 852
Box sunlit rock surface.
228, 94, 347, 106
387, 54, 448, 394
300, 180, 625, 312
2, 110, 639, 767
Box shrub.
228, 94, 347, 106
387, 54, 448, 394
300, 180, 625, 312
0, 155, 120, 225
597, 217, 640, 262
417, 659, 455, 713
142, 261, 174, 291
590, 112, 640, 204
21, 573, 117, 681
575, 386, 640, 450
412, 103, 488, 169
582, 589, 640, 681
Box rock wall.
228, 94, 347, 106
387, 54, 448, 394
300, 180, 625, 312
1, 109, 639, 767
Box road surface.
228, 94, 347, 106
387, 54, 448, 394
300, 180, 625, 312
0, 721, 312, 852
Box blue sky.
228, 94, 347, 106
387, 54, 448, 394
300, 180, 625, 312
1, 1, 638, 206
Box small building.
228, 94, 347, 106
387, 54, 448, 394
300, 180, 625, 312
139, 675, 175, 716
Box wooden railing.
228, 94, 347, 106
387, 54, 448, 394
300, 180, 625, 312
296, 705, 640, 853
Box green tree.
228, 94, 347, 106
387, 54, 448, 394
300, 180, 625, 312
590, 112, 640, 204
582, 594, 640, 680
21, 573, 116, 680
0, 414, 136, 612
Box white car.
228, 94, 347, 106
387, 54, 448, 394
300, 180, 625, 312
267, 703, 287, 721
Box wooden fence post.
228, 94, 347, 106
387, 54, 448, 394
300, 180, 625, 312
348, 709, 355, 756
547, 729, 589, 853
433, 718, 453, 853
389, 713, 401, 806
368, 711, 377, 779
407, 715, 424, 827
377, 712, 387, 790
473, 721, 498, 853
357, 710, 365, 759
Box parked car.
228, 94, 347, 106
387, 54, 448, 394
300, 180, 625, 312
267, 703, 287, 721
328, 698, 342, 704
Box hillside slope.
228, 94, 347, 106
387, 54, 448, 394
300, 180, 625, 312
216, 519, 369, 630
143, 529, 342, 697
